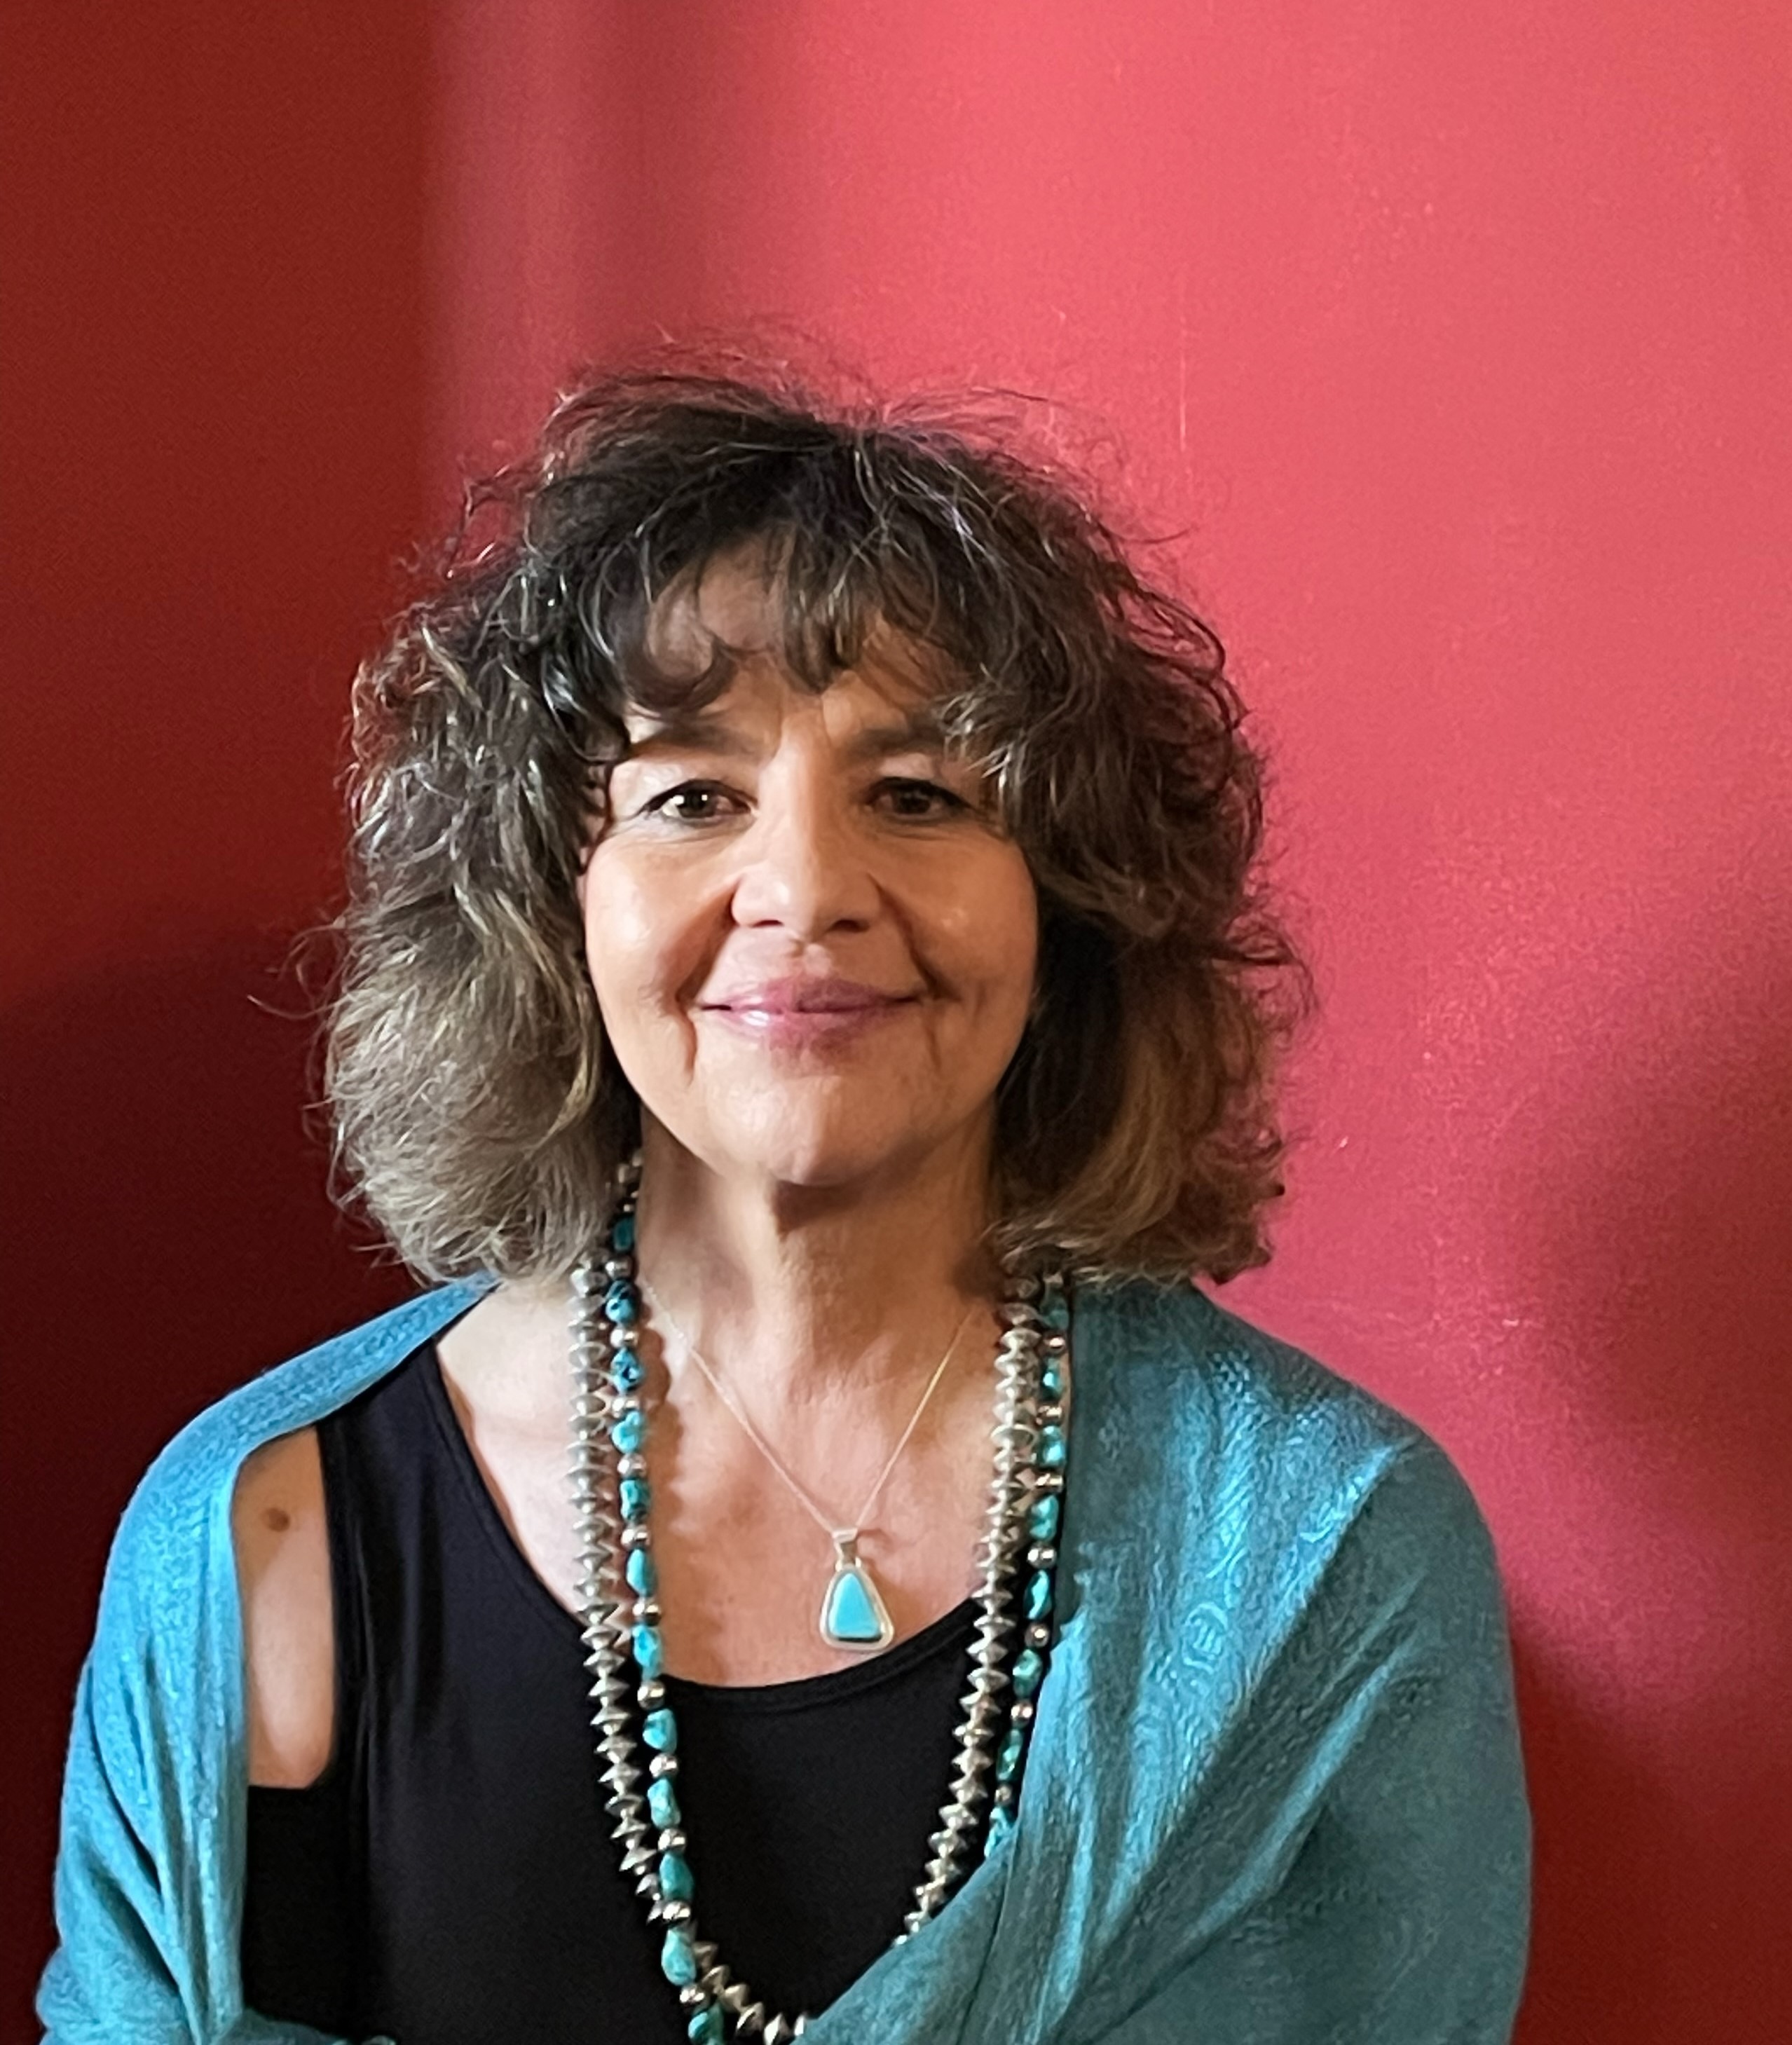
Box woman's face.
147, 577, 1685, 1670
577, 559, 1039, 1201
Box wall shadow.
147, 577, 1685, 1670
0, 933, 413, 2034
1507, 945, 1792, 2042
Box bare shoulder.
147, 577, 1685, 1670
231, 1425, 334, 1788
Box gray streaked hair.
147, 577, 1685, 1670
327, 367, 1306, 1284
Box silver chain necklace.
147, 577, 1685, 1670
640, 1276, 979, 1653
568, 1157, 1072, 2042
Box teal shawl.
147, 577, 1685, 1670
39, 1281, 1530, 2042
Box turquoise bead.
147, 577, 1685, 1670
1041, 1362, 1065, 1398
661, 1926, 698, 1987
648, 1777, 680, 1829
643, 1708, 678, 1752
659, 1849, 695, 1901
1037, 1424, 1067, 1469
626, 1547, 657, 1596
620, 1477, 652, 1521
611, 1212, 636, 1252
612, 1350, 645, 1393
633, 1625, 664, 1680
1027, 1493, 1060, 1543
604, 1282, 638, 1324
610, 1408, 646, 1455
1039, 1290, 1071, 1331
1025, 1570, 1053, 1621
995, 1725, 1026, 1782
687, 2009, 725, 2044
987, 1803, 1015, 1847
1012, 1646, 1045, 1698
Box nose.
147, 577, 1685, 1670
730, 780, 880, 940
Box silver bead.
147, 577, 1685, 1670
637, 1678, 666, 1707
559, 1239, 1069, 2041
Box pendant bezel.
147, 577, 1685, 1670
819, 1532, 896, 1653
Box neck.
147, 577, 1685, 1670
632, 1118, 1003, 1407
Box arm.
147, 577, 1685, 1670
38, 1432, 341, 2044
37, 1282, 477, 2043
231, 1430, 334, 1791
37, 1652, 196, 2044
1083, 1440, 1532, 2044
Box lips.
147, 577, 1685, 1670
698, 975, 918, 1043
705, 976, 912, 1015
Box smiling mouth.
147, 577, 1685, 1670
698, 978, 920, 1042
704, 976, 918, 1014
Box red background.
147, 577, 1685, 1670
5, 4, 1789, 2039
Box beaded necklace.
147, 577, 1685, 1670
569, 1158, 1071, 2042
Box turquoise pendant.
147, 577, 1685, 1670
819, 1533, 894, 1652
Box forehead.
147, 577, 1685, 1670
630, 545, 949, 747
646, 546, 784, 667
617, 659, 945, 759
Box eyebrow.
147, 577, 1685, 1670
622, 703, 949, 766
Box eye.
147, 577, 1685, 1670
873, 778, 969, 820
642, 781, 744, 826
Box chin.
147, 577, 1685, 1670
707, 1107, 955, 1197
745, 1135, 918, 1194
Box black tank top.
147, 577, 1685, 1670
241, 1343, 982, 2041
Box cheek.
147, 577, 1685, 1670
577, 852, 709, 1032
944, 851, 1040, 1034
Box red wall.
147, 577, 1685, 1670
1, 9, 428, 2032
6, 4, 1790, 2039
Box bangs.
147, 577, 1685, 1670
509, 397, 1079, 772
606, 531, 969, 746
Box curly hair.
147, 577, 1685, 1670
327, 367, 1306, 1285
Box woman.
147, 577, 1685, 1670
41, 371, 1531, 2043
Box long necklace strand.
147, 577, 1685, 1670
570, 1156, 1072, 2043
